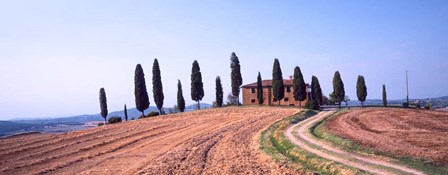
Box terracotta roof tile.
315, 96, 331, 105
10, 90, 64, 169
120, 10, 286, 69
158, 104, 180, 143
241, 79, 308, 88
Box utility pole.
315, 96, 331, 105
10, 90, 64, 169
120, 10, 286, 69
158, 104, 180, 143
406, 70, 409, 105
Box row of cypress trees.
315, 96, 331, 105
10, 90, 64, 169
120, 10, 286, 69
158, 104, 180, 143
254, 59, 376, 109
99, 52, 244, 123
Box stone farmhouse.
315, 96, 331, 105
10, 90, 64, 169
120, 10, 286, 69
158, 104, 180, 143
241, 79, 309, 106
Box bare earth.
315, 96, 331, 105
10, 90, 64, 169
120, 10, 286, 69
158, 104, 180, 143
0, 107, 300, 175
327, 108, 448, 165
286, 111, 425, 175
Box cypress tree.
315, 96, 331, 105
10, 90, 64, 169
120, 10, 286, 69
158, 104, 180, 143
332, 71, 345, 108
191, 60, 204, 109
215, 76, 223, 107
356, 75, 368, 107
272, 59, 284, 105
134, 64, 150, 117
257, 72, 264, 105
152, 59, 164, 115
293, 66, 307, 107
177, 80, 186, 112
311, 76, 323, 105
124, 104, 128, 121
382, 84, 387, 107
99, 88, 108, 125
230, 52, 243, 106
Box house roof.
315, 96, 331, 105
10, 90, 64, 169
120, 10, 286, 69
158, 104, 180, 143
241, 79, 308, 88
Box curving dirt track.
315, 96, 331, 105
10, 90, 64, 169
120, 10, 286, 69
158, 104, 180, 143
326, 108, 448, 165
286, 111, 425, 175
0, 107, 300, 175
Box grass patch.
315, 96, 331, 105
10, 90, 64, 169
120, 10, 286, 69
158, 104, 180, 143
259, 110, 367, 175
312, 109, 448, 175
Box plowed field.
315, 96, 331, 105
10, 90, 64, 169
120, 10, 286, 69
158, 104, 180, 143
0, 107, 300, 175
326, 108, 448, 165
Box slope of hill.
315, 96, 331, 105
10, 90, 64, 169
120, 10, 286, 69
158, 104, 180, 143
0, 107, 300, 175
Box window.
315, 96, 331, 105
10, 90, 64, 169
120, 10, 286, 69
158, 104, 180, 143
251, 88, 255, 93
284, 98, 289, 102
286, 87, 291, 92
251, 99, 256, 103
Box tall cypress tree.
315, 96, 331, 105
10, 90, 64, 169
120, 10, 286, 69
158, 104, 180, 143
383, 84, 387, 107
356, 75, 368, 107
152, 59, 164, 114
191, 60, 204, 109
293, 66, 307, 107
177, 80, 186, 112
134, 64, 150, 116
99, 88, 108, 125
311, 76, 323, 105
332, 71, 345, 108
230, 52, 243, 106
272, 59, 284, 105
257, 72, 264, 105
215, 76, 223, 107
124, 104, 128, 121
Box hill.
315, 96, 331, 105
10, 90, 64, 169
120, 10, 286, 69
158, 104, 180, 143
0, 107, 300, 174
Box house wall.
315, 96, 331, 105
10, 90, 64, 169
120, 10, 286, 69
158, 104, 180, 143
242, 86, 308, 106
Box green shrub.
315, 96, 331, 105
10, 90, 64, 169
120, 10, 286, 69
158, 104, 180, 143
138, 111, 160, 119
403, 102, 409, 108
97, 123, 105, 127
108, 116, 122, 124
305, 100, 320, 110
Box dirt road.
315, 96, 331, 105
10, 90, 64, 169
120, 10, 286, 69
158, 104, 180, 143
286, 111, 425, 175
0, 107, 300, 175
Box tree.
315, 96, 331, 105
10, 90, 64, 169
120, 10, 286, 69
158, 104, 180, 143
272, 59, 284, 105
332, 71, 345, 108
99, 88, 108, 125
152, 59, 164, 114
226, 93, 240, 106
383, 84, 387, 107
215, 76, 223, 107
124, 104, 128, 121
293, 66, 307, 107
311, 76, 323, 105
230, 52, 243, 106
356, 75, 368, 107
134, 64, 150, 117
257, 72, 264, 105
343, 96, 350, 106
177, 80, 186, 112
191, 60, 204, 109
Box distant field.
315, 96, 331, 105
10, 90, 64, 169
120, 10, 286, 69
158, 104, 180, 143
326, 108, 448, 165
0, 107, 300, 175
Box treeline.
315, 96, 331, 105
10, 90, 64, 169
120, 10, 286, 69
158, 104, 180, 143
255, 59, 384, 110
98, 52, 243, 124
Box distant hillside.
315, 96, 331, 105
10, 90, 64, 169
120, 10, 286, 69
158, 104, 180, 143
2, 103, 212, 137
346, 96, 448, 108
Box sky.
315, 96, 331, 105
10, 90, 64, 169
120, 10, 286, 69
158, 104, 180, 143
0, 0, 447, 120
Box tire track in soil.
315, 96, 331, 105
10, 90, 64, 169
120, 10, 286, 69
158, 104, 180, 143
1, 123, 176, 174
0, 125, 149, 163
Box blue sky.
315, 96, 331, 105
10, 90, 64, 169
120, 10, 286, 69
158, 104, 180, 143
0, 0, 447, 119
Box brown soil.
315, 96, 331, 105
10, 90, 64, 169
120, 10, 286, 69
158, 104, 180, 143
326, 108, 448, 165
0, 107, 301, 175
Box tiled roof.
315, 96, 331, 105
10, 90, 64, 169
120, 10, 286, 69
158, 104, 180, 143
241, 79, 308, 88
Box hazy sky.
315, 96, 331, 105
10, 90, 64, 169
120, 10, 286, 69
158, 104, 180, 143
1, 1, 447, 120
